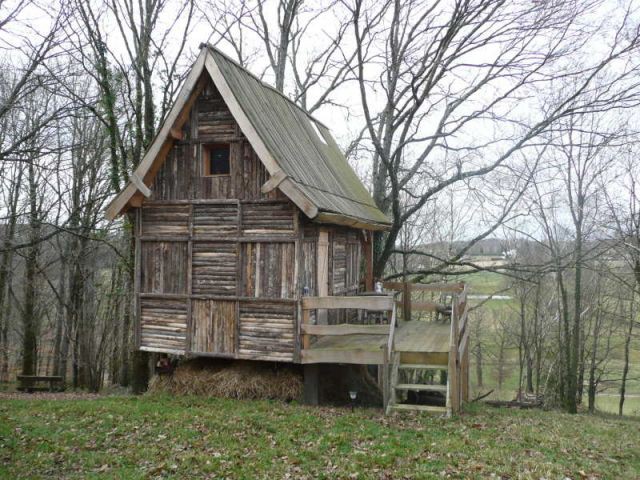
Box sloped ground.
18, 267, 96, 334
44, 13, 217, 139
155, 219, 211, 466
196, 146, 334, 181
1, 395, 638, 479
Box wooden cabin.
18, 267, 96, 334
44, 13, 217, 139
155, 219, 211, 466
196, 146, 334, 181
107, 45, 470, 414
106, 44, 390, 363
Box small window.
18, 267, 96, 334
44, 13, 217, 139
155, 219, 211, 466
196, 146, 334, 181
203, 144, 230, 176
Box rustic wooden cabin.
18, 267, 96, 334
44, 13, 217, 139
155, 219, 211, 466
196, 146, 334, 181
106, 44, 470, 415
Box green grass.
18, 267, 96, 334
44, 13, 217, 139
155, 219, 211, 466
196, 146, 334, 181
1, 395, 638, 479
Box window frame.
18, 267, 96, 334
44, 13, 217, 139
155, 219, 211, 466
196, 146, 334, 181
202, 143, 231, 177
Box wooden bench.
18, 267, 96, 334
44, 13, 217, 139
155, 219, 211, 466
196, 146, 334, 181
16, 375, 64, 393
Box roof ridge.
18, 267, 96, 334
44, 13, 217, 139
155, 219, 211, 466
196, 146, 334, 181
200, 43, 329, 130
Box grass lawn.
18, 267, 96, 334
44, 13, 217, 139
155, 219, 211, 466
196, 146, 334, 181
1, 395, 638, 479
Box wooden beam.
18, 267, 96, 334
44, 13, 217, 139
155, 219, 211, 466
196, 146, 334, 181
260, 169, 287, 194
302, 308, 311, 350
130, 173, 151, 198
302, 295, 394, 311
301, 348, 384, 365
301, 324, 390, 336
383, 281, 465, 293
458, 327, 470, 364
403, 282, 411, 321
362, 230, 374, 291
303, 364, 319, 404
314, 211, 390, 231
139, 346, 185, 356
317, 229, 329, 325
170, 127, 184, 140
387, 304, 397, 355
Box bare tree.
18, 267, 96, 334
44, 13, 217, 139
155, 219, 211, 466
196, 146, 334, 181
203, 0, 356, 112
346, 0, 640, 278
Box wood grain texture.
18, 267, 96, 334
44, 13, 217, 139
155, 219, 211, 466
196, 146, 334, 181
191, 300, 236, 354
141, 204, 190, 236
140, 298, 188, 352
141, 241, 188, 294
241, 242, 295, 298
192, 242, 237, 295
238, 301, 295, 361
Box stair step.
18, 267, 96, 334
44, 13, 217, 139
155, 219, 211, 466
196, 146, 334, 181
398, 363, 447, 370
395, 383, 447, 392
389, 404, 447, 414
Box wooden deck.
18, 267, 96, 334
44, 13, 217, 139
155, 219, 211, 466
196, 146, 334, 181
394, 320, 450, 353
299, 283, 470, 415
301, 320, 450, 364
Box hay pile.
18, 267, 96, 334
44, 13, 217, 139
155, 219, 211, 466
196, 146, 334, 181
148, 358, 303, 401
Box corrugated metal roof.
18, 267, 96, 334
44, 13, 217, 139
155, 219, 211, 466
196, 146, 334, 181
208, 47, 391, 228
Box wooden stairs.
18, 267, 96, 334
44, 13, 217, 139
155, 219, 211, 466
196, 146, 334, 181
386, 354, 450, 415
382, 281, 471, 416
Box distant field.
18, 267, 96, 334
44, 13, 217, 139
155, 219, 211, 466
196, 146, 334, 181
1, 395, 639, 479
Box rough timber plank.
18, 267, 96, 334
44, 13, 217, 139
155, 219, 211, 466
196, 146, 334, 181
389, 404, 447, 414
301, 349, 384, 365
398, 363, 448, 370
301, 324, 390, 336
396, 384, 447, 393
302, 296, 393, 311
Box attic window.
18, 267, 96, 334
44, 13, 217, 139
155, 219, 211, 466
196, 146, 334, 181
310, 120, 327, 145
203, 144, 230, 176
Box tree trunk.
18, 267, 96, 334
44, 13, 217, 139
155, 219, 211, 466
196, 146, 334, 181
21, 163, 41, 376
619, 291, 635, 416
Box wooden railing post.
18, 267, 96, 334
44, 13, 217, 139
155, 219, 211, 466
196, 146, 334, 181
382, 345, 389, 412
403, 282, 412, 321
302, 307, 311, 350
448, 294, 460, 414
317, 229, 329, 325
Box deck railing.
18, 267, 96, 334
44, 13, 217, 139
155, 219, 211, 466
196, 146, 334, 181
300, 295, 397, 407
300, 295, 396, 361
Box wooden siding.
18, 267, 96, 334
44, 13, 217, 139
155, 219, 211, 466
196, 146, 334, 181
192, 242, 237, 295
238, 301, 295, 361
140, 242, 188, 294
193, 203, 238, 238
149, 75, 283, 202
331, 229, 361, 295
191, 300, 236, 354
241, 242, 295, 298
140, 298, 188, 353
141, 204, 190, 236
242, 202, 295, 235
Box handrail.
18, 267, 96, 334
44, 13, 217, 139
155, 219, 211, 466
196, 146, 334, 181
387, 303, 397, 355
382, 281, 464, 293
300, 295, 395, 365
302, 295, 394, 311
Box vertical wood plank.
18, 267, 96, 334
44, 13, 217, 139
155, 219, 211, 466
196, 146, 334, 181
317, 228, 329, 325
363, 230, 374, 291
134, 209, 142, 349
186, 203, 193, 353
255, 243, 261, 297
